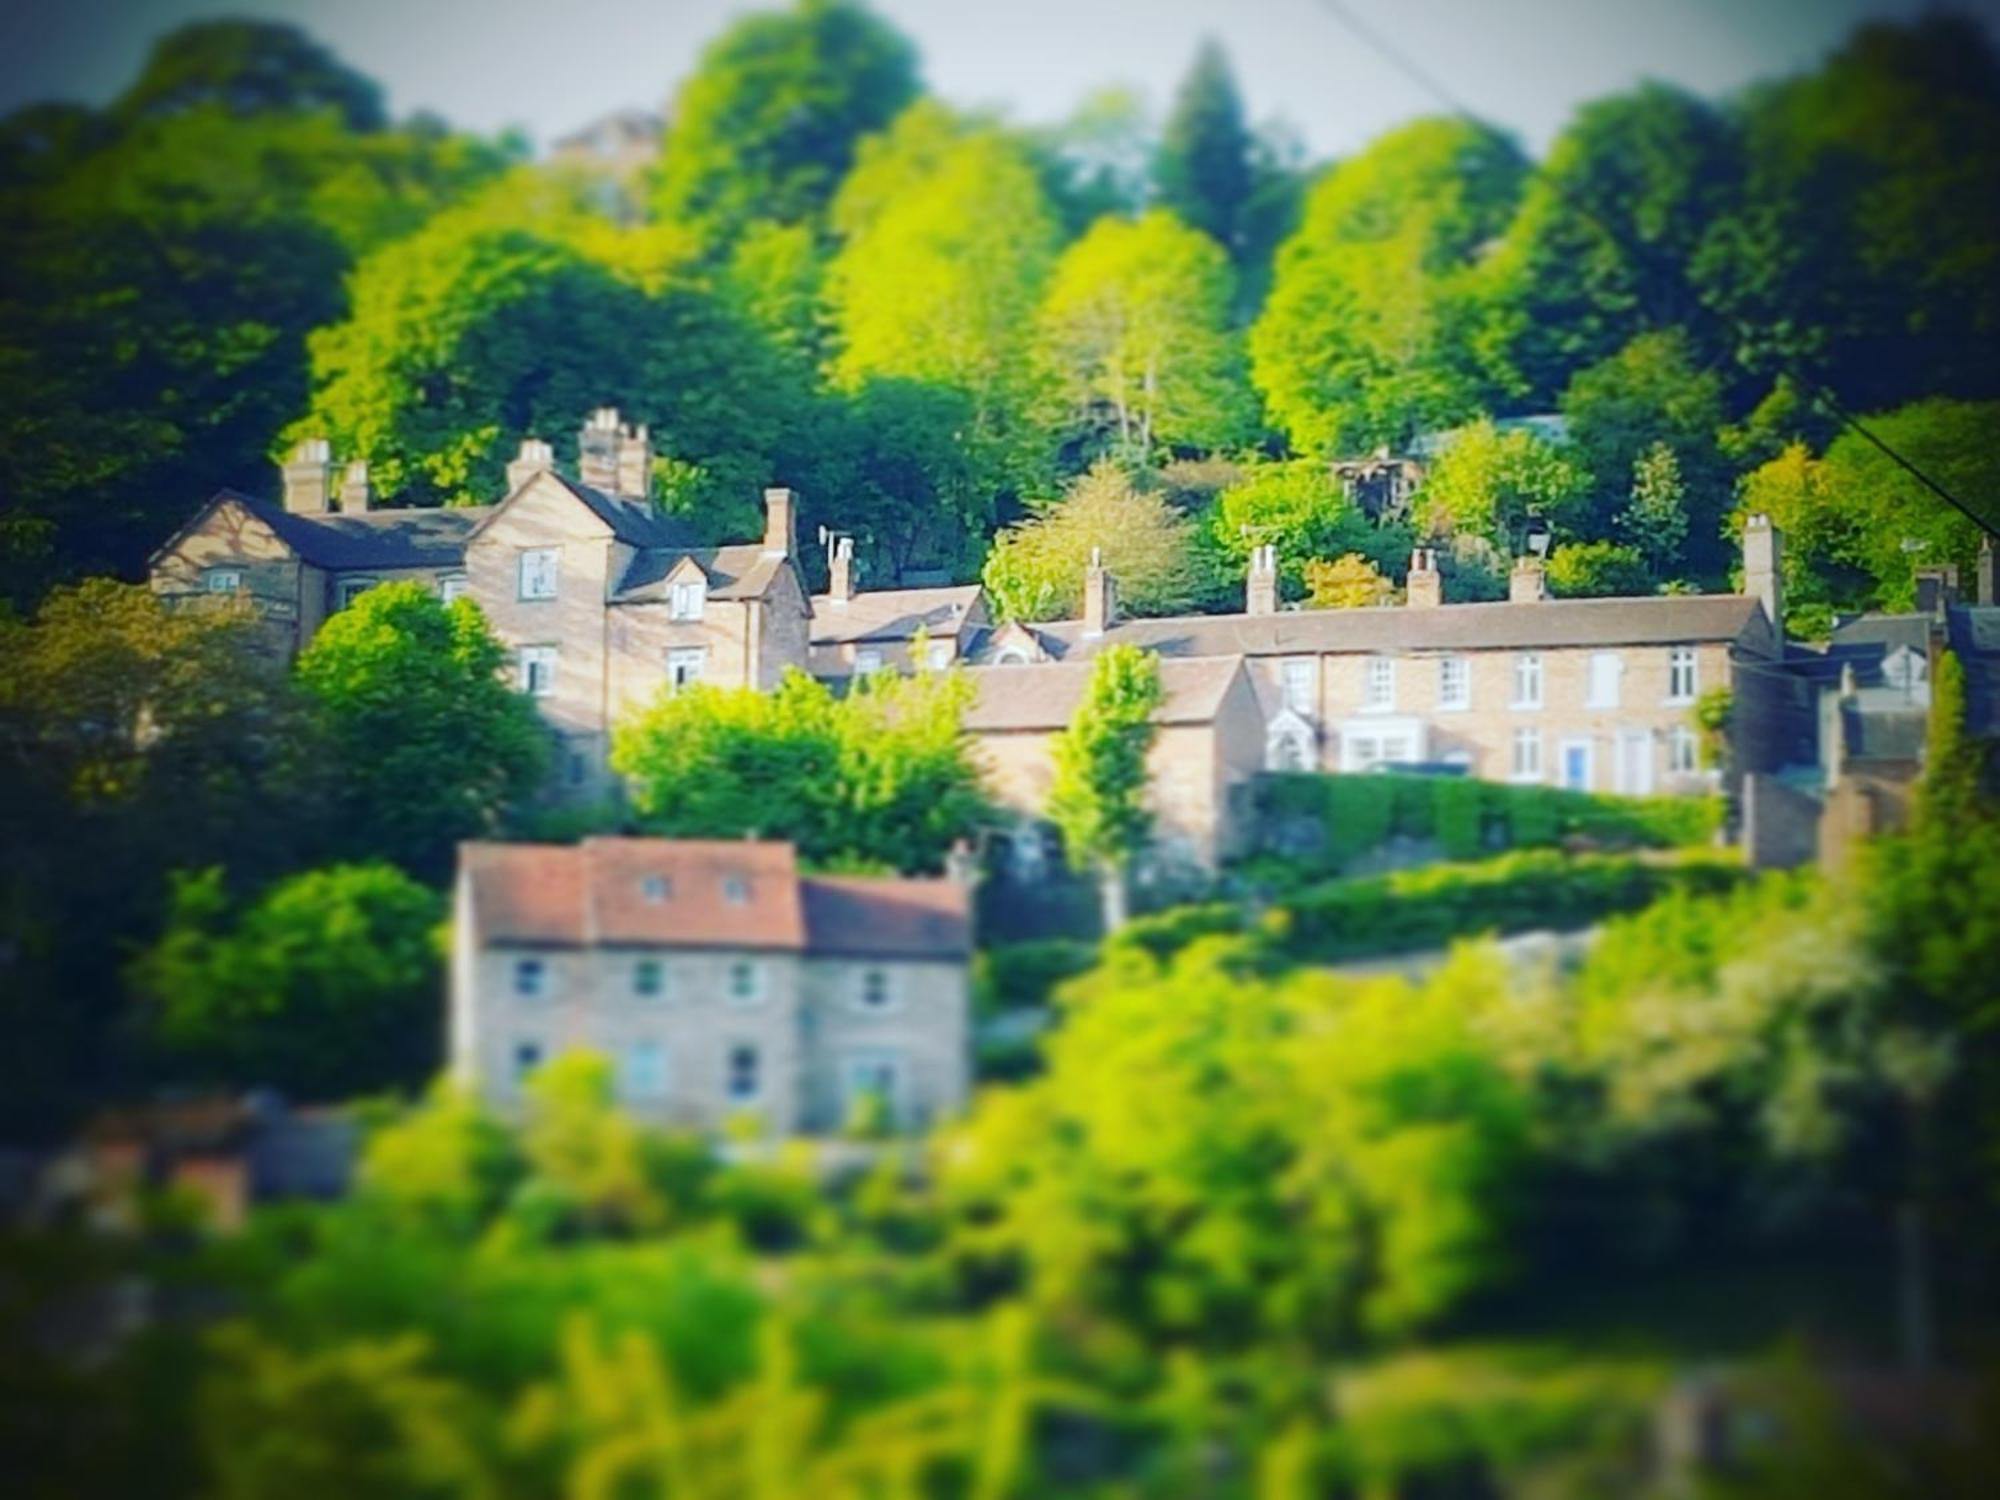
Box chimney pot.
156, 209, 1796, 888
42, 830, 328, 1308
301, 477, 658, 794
829, 535, 855, 603
339, 460, 373, 513
1508, 555, 1548, 604
1083, 549, 1117, 637
281, 438, 335, 514
1406, 546, 1443, 608
1246, 542, 1279, 615
763, 487, 798, 557
506, 437, 555, 494
578, 407, 623, 493
1743, 511, 1784, 641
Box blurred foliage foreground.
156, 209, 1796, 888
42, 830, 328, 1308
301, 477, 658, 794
7, 728, 2000, 1497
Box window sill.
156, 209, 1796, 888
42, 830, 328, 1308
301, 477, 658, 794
1509, 701, 1544, 712
1436, 701, 1469, 714
1357, 703, 1397, 716
1662, 696, 1696, 708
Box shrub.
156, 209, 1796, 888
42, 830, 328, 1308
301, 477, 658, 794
974, 939, 1098, 1015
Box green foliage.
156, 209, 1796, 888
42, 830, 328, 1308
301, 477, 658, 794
112, 19, 386, 131
1251, 118, 1527, 454
981, 462, 1204, 622
295, 582, 548, 877
611, 666, 986, 873
1546, 540, 1651, 598
1046, 644, 1163, 880
972, 939, 1098, 1016
1619, 441, 1690, 572
1411, 417, 1588, 546
1203, 460, 1385, 600
1152, 40, 1253, 252
137, 862, 443, 1098
652, 0, 920, 250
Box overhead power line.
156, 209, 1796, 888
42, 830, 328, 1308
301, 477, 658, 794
1306, 0, 1997, 538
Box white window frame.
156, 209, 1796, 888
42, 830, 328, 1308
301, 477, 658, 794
855, 966, 899, 1013
1513, 653, 1544, 710
1437, 656, 1470, 712
633, 957, 665, 999
854, 647, 884, 677
725, 1042, 762, 1105
669, 578, 706, 621
1511, 727, 1543, 782
1668, 725, 1700, 775
439, 573, 468, 604
667, 646, 706, 694
519, 644, 558, 697
1266, 718, 1314, 772
517, 547, 560, 601
1666, 646, 1698, 705
1281, 657, 1317, 715
205, 567, 243, 593
1587, 651, 1623, 710
726, 958, 763, 1004
1363, 656, 1396, 713
513, 958, 546, 999
925, 640, 953, 671
337, 576, 377, 610
622, 1040, 669, 1102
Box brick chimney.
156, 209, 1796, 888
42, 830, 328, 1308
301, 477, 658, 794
1406, 547, 1442, 608
1742, 512, 1783, 638
1915, 564, 1959, 617
578, 407, 622, 493
828, 535, 855, 604
1245, 543, 1278, 615
506, 438, 554, 494
339, 460, 373, 514
1979, 535, 1996, 608
1508, 556, 1548, 603
763, 487, 797, 557
282, 438, 334, 514
1082, 547, 1117, 637
615, 422, 652, 503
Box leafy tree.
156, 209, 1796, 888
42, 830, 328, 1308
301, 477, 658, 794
981, 463, 1203, 622
1046, 645, 1163, 930
821, 378, 992, 580
111, 19, 387, 130
1153, 40, 1253, 252
1030, 209, 1250, 463
826, 102, 1060, 502
295, 582, 547, 877
652, 0, 920, 250
1546, 540, 1652, 598
1251, 118, 1527, 454
612, 667, 985, 873
1203, 460, 1387, 602
1617, 441, 1690, 574
1410, 417, 1587, 546
1303, 553, 1392, 609
1033, 86, 1155, 230
138, 862, 444, 1098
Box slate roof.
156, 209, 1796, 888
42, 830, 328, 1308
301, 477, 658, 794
460, 838, 967, 959
614, 543, 788, 602
810, 585, 984, 646
1838, 704, 1929, 765
963, 655, 1246, 733
187, 490, 489, 571
1015, 593, 1768, 661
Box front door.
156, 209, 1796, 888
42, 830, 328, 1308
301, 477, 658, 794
1616, 731, 1654, 795
1560, 738, 1593, 792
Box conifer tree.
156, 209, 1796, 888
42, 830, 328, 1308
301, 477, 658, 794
1153, 39, 1253, 253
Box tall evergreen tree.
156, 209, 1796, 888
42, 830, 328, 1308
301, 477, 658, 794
1153, 39, 1253, 253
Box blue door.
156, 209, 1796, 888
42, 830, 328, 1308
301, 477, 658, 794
1562, 742, 1590, 791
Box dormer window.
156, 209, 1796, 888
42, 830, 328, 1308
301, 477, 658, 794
854, 648, 884, 676
641, 875, 670, 903
670, 579, 706, 621
1882, 646, 1927, 693
205, 568, 243, 593
723, 875, 749, 905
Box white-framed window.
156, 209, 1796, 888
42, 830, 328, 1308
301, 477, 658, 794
668, 647, 705, 693
1363, 656, 1396, 712
723, 875, 749, 905
512, 1039, 543, 1086
725, 1043, 761, 1104
925, 640, 953, 670
993, 647, 1031, 666
439, 573, 468, 604
1267, 719, 1314, 771
856, 967, 896, 1012
633, 958, 665, 999
1668, 725, 1700, 774
670, 578, 705, 621
1281, 657, 1317, 715
727, 958, 762, 1003
641, 875, 670, 903
205, 567, 243, 593
1438, 656, 1470, 712
854, 647, 884, 676
622, 1040, 669, 1101
1666, 646, 1698, 703
518, 547, 559, 600
1511, 727, 1543, 781
337, 576, 376, 610
1587, 651, 1623, 709
519, 645, 558, 697
1883, 646, 1927, 694
1341, 729, 1417, 772
513, 958, 546, 998
1513, 653, 1544, 709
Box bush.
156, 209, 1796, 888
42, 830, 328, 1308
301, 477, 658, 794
973, 939, 1099, 1015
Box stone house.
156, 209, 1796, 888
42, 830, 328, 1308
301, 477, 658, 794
808, 536, 991, 678
451, 838, 972, 1135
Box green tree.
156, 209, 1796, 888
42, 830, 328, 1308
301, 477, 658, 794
1203, 460, 1385, 602
1034, 86, 1155, 230
1251, 118, 1527, 454
612, 667, 986, 873
111, 19, 387, 130
981, 463, 1204, 622
1046, 645, 1163, 930
1303, 552, 1393, 609
295, 582, 547, 877
1031, 209, 1250, 462
1153, 40, 1253, 252
138, 862, 444, 1098
1411, 417, 1587, 546
652, 0, 920, 251
1546, 540, 1652, 598
1618, 441, 1690, 575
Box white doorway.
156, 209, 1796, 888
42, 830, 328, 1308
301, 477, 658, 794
1615, 730, 1654, 795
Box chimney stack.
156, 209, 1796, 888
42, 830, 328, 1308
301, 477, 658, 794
1082, 547, 1117, 637
763, 487, 797, 557
282, 438, 334, 514
1914, 564, 1959, 618
339, 460, 373, 514
1979, 535, 1996, 608
1406, 547, 1443, 608
578, 407, 623, 493
829, 535, 855, 603
1245, 543, 1278, 615
1508, 555, 1548, 604
507, 437, 555, 494
615, 422, 651, 503
1742, 512, 1784, 639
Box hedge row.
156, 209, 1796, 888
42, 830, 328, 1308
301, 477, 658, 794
973, 938, 1099, 1015
1113, 849, 1747, 968
1250, 773, 1722, 880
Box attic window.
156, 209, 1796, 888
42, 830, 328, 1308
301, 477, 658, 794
205, 568, 243, 593
670, 579, 705, 621
641, 875, 670, 903
723, 875, 749, 905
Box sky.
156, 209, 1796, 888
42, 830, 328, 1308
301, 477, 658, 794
3, 0, 1995, 159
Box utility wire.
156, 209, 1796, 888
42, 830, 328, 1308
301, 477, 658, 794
1306, 0, 1998, 538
